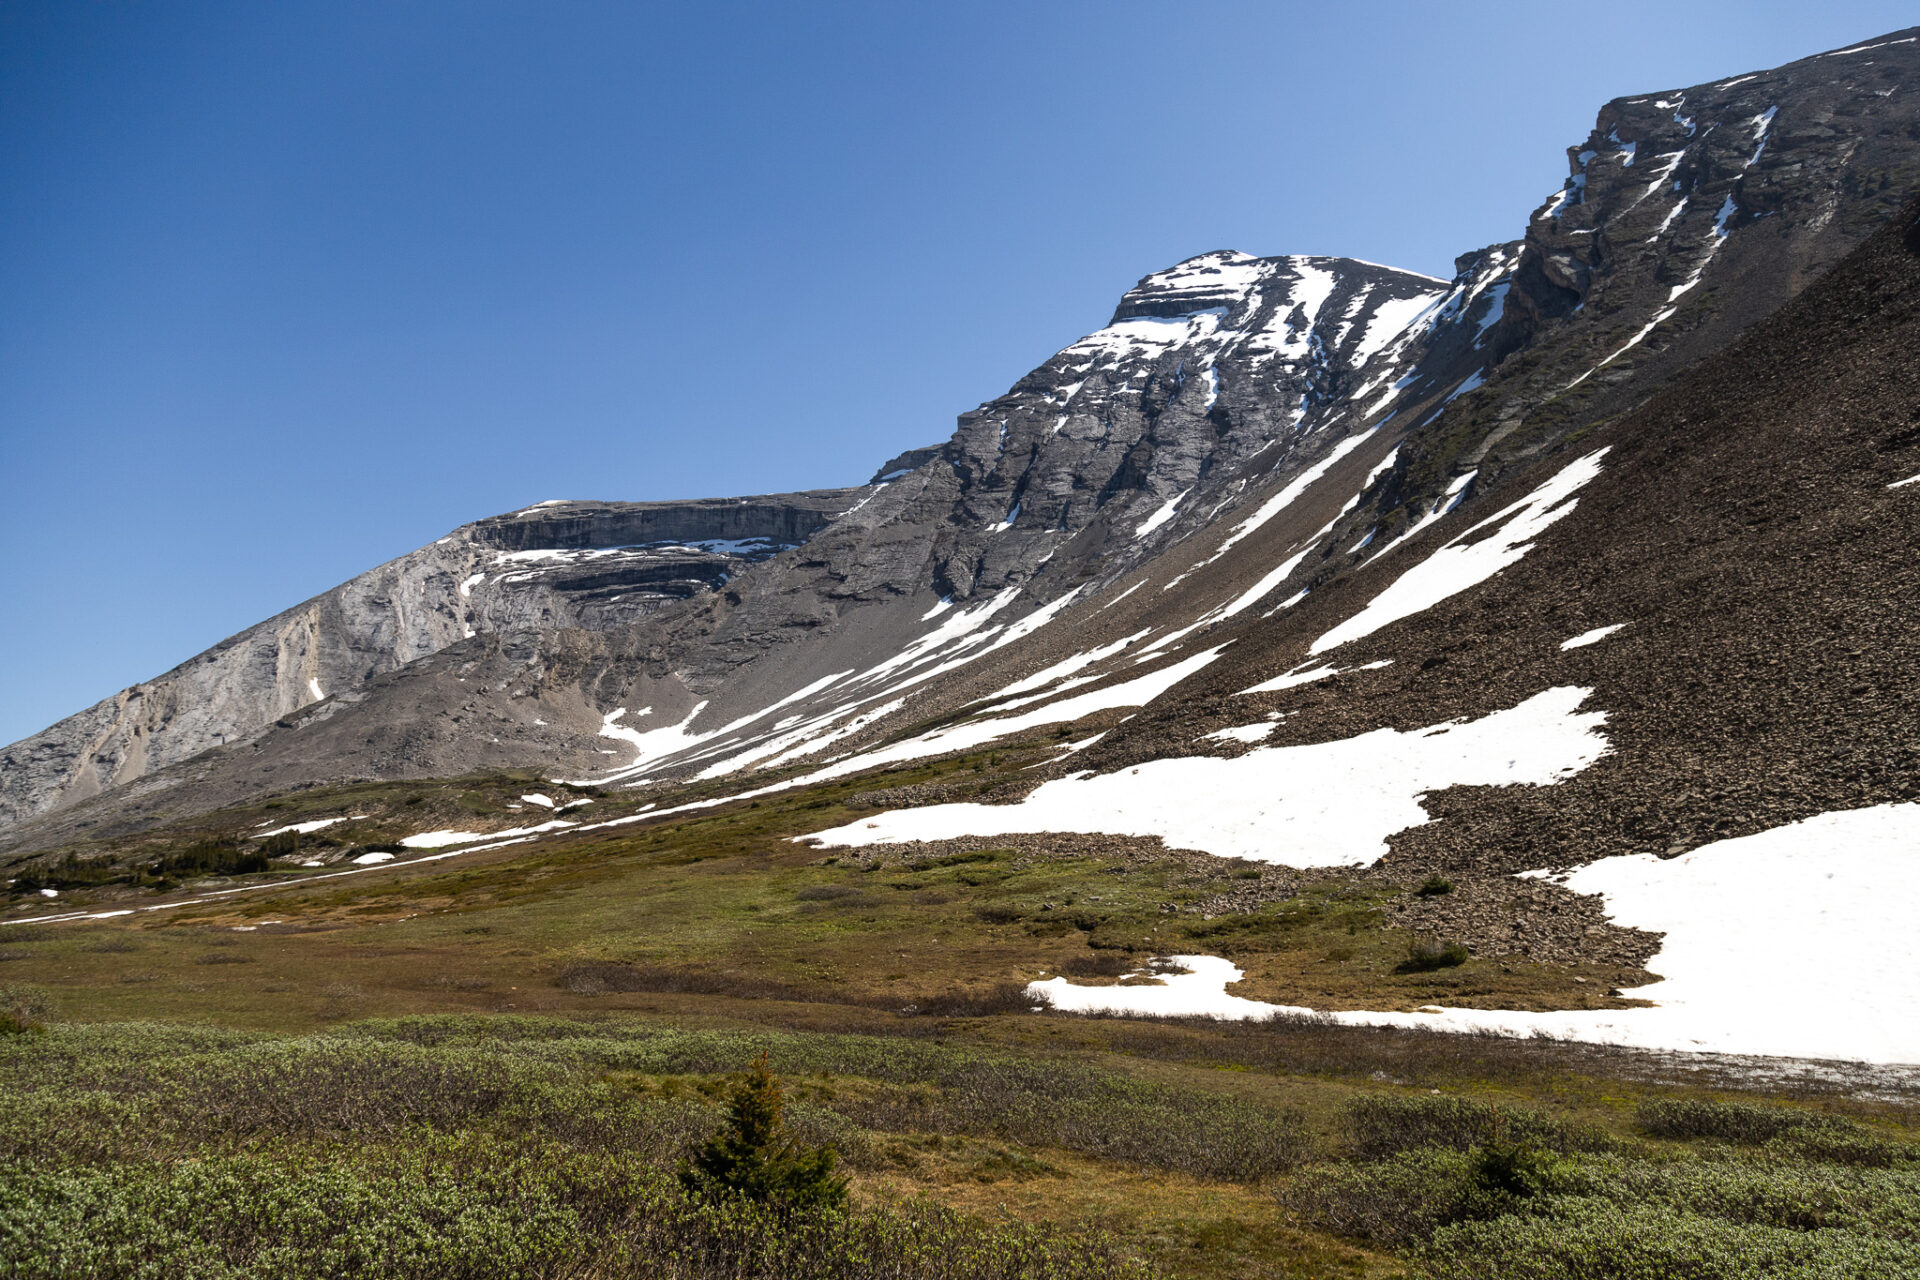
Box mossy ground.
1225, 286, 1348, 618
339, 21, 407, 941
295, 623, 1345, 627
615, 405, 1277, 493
6, 745, 1916, 1276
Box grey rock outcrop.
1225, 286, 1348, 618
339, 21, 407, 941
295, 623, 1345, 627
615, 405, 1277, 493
0, 490, 861, 827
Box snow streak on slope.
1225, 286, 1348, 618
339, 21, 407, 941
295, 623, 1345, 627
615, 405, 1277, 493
1194, 428, 1381, 570
1562, 624, 1628, 650
1570, 103, 1779, 388
803, 687, 1608, 865
1028, 804, 1920, 1065
792, 645, 1229, 785
563, 589, 1088, 787
1310, 450, 1609, 655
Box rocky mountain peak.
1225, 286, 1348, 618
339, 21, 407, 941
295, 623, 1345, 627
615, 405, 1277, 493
4, 28, 1917, 842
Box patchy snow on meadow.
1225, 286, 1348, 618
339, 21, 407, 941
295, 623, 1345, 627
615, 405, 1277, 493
1028, 803, 1920, 1065
1031, 956, 1280, 1019
804, 686, 1608, 866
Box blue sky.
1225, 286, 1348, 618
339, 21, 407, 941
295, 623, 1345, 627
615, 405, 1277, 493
2, 0, 1914, 746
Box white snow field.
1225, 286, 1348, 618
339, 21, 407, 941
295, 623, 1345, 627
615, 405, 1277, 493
399, 820, 576, 849
803, 686, 1608, 866
1026, 803, 1920, 1065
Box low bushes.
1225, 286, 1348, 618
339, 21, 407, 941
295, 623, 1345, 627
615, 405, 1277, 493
0, 1147, 1146, 1280
1341, 1094, 1609, 1160
10, 1014, 1916, 1280
1396, 939, 1471, 973
0, 1023, 1150, 1280
0, 982, 52, 1035
1637, 1097, 1846, 1145
1278, 1094, 1920, 1279
1419, 1196, 1920, 1280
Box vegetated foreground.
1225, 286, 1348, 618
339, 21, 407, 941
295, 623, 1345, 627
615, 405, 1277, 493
3, 1001, 1919, 1280
3, 747, 1919, 1279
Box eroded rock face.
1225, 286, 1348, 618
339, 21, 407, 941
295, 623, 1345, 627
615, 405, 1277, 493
697, 253, 1456, 646
1427, 34, 1920, 481
0, 491, 860, 826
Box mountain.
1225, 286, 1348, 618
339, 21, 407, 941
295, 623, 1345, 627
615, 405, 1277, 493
0, 489, 862, 826
5, 28, 1920, 1063
10, 29, 1917, 838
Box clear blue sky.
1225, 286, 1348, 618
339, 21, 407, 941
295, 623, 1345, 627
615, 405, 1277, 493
3, 0, 1912, 746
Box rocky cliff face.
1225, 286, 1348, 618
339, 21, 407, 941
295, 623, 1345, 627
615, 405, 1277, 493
0, 490, 860, 826
693, 253, 1457, 650
3, 28, 1916, 842
1382, 32, 1920, 509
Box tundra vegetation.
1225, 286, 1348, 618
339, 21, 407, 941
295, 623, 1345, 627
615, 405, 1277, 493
3, 753, 1917, 1277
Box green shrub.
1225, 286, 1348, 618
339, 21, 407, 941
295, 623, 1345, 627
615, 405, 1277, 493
1342, 1095, 1605, 1160
1636, 1098, 1850, 1145
0, 983, 52, 1036
1415, 875, 1455, 897
0, 1142, 1144, 1280
148, 843, 269, 880
1397, 939, 1470, 972
9, 854, 130, 894
1767, 1126, 1914, 1169
1417, 1197, 1920, 1280
1277, 1147, 1483, 1247
1469, 1136, 1554, 1200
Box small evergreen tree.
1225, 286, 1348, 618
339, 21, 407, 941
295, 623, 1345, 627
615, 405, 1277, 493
1468, 1106, 1553, 1208
681, 1054, 848, 1214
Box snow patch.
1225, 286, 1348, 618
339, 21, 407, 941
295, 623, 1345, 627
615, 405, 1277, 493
1561, 624, 1627, 650
253, 817, 358, 839
1200, 429, 1379, 567
1314, 451, 1608, 656
792, 646, 1227, 790
805, 686, 1607, 867
1820, 36, 1917, 57
1135, 490, 1189, 539
1032, 956, 1277, 1020
1352, 290, 1448, 365
1238, 659, 1391, 696
400, 820, 577, 850
1026, 805, 1920, 1062
983, 630, 1152, 704
1203, 724, 1273, 746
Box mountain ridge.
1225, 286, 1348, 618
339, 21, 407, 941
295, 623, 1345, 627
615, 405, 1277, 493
4, 27, 1918, 852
